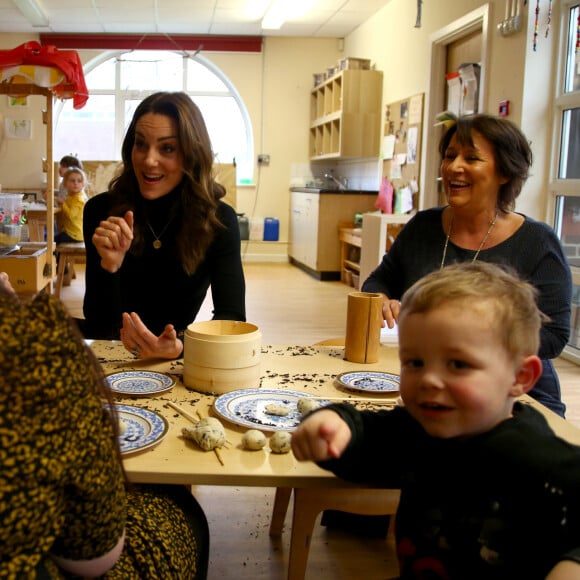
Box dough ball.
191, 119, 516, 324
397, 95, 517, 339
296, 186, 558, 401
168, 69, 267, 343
264, 403, 290, 416
182, 420, 226, 451
118, 418, 127, 436
242, 429, 267, 450
269, 430, 292, 454
297, 398, 322, 416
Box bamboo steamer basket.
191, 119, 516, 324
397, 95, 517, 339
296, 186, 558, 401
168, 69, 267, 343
183, 320, 262, 394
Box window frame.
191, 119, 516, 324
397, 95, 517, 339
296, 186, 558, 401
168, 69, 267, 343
550, 0, 580, 363
549, 1, 580, 208
53, 49, 254, 184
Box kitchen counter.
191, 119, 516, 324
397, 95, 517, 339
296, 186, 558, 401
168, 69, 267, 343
290, 187, 378, 195
289, 189, 377, 280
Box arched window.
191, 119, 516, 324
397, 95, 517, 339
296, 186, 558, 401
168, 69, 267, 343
54, 50, 253, 183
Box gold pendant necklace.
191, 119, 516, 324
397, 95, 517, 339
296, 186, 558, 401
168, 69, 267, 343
440, 212, 498, 269
146, 217, 174, 250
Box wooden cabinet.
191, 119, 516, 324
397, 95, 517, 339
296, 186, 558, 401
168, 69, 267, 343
309, 69, 383, 160
338, 214, 412, 289
339, 227, 362, 287
0, 243, 51, 295
289, 191, 377, 279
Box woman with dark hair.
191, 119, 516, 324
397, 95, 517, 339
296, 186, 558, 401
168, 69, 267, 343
363, 113, 572, 416
82, 91, 246, 359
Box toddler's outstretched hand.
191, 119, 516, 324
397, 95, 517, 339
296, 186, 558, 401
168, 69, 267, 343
291, 409, 352, 462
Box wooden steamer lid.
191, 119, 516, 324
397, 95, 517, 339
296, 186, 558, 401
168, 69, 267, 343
183, 320, 262, 394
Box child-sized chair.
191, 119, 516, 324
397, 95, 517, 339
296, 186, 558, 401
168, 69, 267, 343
269, 486, 400, 580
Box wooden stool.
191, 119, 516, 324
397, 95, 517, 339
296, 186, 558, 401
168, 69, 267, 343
269, 487, 400, 580
54, 242, 86, 298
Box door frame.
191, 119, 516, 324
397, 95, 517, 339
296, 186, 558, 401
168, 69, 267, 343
420, 4, 492, 209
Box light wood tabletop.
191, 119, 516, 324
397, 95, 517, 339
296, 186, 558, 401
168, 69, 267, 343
90, 340, 580, 487
91, 340, 402, 487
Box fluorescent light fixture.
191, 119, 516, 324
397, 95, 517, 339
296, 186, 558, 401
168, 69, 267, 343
13, 0, 49, 27
261, 1, 286, 30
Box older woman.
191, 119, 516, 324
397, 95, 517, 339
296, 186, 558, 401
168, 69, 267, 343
82, 92, 246, 359
363, 114, 572, 416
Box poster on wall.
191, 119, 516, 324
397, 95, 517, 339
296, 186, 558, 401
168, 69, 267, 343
5, 118, 32, 140
7, 95, 28, 108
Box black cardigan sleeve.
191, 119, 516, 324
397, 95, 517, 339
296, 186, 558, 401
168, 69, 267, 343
82, 192, 124, 339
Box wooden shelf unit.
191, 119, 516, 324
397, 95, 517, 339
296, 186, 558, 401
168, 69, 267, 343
339, 226, 362, 287
309, 69, 383, 160
339, 213, 413, 289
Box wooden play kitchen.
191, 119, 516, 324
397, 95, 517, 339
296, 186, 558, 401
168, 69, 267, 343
0, 41, 88, 295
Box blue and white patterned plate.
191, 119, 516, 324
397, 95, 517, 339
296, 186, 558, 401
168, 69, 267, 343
336, 371, 400, 393
112, 404, 169, 455
106, 370, 175, 396
214, 389, 329, 432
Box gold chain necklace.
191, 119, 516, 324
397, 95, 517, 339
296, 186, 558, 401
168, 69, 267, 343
440, 212, 498, 269
146, 216, 174, 250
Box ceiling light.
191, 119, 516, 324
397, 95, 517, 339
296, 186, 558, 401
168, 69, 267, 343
261, 1, 286, 30
12, 0, 49, 27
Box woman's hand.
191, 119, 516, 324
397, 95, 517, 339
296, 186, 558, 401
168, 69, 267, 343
120, 311, 183, 360
291, 410, 352, 462
380, 293, 400, 329
92, 210, 134, 273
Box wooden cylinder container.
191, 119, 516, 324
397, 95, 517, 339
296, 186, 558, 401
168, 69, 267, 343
183, 320, 262, 394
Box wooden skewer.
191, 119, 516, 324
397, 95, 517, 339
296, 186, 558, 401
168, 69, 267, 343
213, 447, 225, 466
166, 401, 199, 424
195, 409, 227, 466
309, 396, 401, 405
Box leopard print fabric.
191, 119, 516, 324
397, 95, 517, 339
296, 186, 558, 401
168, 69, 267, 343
0, 293, 206, 578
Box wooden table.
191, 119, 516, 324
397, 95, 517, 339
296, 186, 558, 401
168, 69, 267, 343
91, 341, 580, 579
91, 339, 580, 482
24, 202, 61, 242
92, 341, 405, 579
91, 341, 402, 487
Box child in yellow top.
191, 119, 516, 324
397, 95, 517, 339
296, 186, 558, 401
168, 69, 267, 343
55, 167, 87, 243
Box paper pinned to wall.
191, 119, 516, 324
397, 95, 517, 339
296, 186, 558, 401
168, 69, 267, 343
395, 186, 414, 214
382, 134, 396, 159
408, 95, 423, 124
407, 126, 418, 164
446, 71, 461, 116
390, 159, 403, 179
396, 153, 407, 166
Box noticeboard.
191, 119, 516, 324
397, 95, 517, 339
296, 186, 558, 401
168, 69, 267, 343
381, 93, 424, 213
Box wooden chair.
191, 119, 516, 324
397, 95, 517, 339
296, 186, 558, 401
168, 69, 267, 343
54, 242, 86, 298
268, 337, 401, 580
269, 487, 400, 580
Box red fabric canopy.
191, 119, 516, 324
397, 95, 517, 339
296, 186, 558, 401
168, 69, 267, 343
0, 41, 88, 109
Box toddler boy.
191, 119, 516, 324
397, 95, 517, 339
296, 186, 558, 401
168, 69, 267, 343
292, 261, 580, 579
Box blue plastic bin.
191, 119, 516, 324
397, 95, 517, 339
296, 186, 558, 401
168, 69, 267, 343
263, 217, 279, 241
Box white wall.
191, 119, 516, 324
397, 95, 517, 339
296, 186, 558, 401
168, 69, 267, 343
344, 0, 557, 221
0, 2, 558, 251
